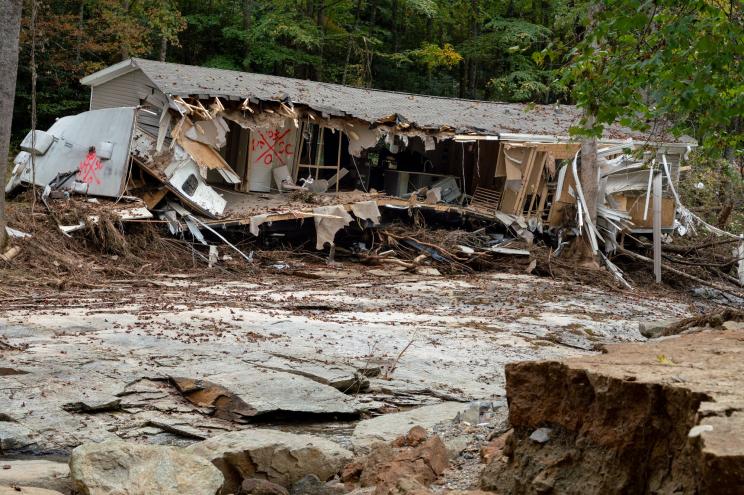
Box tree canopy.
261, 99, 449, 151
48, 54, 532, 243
13, 0, 582, 138
9, 0, 744, 170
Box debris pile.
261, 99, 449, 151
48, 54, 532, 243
2, 58, 742, 298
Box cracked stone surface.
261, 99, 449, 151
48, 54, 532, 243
0, 270, 697, 457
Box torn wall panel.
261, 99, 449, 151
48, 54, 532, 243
173, 118, 240, 184
314, 205, 353, 250
184, 117, 229, 149
6, 107, 138, 198
131, 129, 227, 217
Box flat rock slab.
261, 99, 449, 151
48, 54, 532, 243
484, 327, 744, 494
0, 459, 70, 493
187, 428, 353, 493
173, 368, 361, 421
351, 402, 469, 451
0, 421, 35, 453
70, 439, 224, 495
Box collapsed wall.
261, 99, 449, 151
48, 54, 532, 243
482, 324, 744, 494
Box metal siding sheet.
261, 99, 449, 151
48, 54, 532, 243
16, 107, 137, 197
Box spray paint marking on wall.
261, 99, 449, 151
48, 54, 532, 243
251, 129, 294, 167
78, 147, 103, 185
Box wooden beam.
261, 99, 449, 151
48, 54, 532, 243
653, 173, 663, 283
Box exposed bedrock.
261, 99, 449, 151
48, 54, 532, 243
482, 327, 744, 495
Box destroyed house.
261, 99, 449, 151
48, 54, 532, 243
7, 58, 695, 250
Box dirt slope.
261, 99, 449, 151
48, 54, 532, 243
483, 324, 744, 494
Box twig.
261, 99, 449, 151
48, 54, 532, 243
617, 247, 744, 299
383, 333, 417, 380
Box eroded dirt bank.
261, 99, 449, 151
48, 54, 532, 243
483, 323, 744, 494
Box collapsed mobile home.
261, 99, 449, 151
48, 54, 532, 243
7, 58, 714, 282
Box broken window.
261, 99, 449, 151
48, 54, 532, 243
182, 174, 198, 196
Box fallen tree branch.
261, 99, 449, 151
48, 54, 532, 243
617, 247, 744, 299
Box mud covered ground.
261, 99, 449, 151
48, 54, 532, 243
0, 263, 709, 491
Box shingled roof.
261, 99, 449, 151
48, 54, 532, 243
81, 58, 678, 142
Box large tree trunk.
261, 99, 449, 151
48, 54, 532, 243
316, 0, 325, 80
579, 3, 602, 252
572, 114, 599, 265
718, 117, 740, 229
580, 116, 598, 224
391, 0, 399, 53
0, 0, 23, 250
75, 1, 84, 63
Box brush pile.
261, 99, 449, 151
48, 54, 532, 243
0, 198, 253, 298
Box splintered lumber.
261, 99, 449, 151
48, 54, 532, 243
0, 246, 21, 262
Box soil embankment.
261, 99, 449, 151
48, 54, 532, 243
483, 323, 744, 494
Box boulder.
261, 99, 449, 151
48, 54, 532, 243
343, 428, 448, 495
443, 435, 469, 460
638, 318, 682, 338
351, 403, 468, 452
289, 474, 347, 495
391, 426, 428, 448
0, 459, 70, 493
479, 430, 512, 464
187, 429, 353, 494
240, 478, 289, 495
69, 439, 224, 495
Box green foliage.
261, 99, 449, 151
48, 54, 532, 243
560, 0, 744, 157
11, 0, 577, 129
10, 0, 742, 174
408, 43, 463, 72
678, 151, 744, 233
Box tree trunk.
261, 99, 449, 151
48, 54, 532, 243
75, 1, 84, 63
242, 0, 253, 66
159, 37, 167, 61
392, 0, 399, 53
341, 0, 363, 85
468, 0, 479, 98
0, 0, 23, 250
718, 117, 740, 228
580, 117, 598, 224
366, 0, 377, 86
571, 113, 599, 265
316, 0, 325, 81
120, 0, 131, 60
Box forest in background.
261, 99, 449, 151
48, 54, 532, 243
11, 0, 584, 140
7, 0, 744, 230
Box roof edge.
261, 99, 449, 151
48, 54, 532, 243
80, 59, 138, 87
